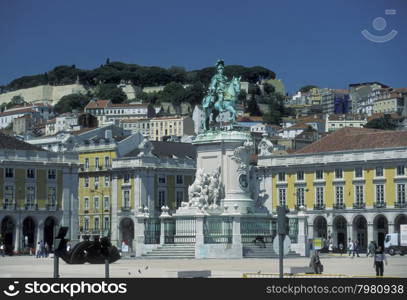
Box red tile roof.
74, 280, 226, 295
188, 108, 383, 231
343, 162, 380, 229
295, 127, 407, 154
0, 107, 35, 117
84, 100, 111, 109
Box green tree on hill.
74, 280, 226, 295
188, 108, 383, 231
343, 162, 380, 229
54, 94, 90, 114
95, 84, 127, 104
364, 115, 397, 130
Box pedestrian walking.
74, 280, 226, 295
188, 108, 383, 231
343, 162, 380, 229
367, 241, 376, 257
348, 239, 354, 256
44, 242, 49, 258
373, 246, 387, 276
0, 243, 5, 257
328, 242, 333, 253
310, 251, 323, 274
339, 243, 344, 256
353, 240, 360, 257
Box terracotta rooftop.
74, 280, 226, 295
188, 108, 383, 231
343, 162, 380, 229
84, 100, 111, 110
0, 107, 35, 117
295, 127, 407, 154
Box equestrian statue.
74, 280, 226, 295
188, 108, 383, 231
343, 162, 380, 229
202, 59, 241, 131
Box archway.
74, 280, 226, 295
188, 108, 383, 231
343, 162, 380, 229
394, 214, 407, 233
333, 215, 347, 249
119, 218, 134, 251
43, 217, 57, 251
373, 215, 388, 249
22, 217, 36, 249
313, 216, 327, 239
1, 216, 15, 255
353, 215, 367, 252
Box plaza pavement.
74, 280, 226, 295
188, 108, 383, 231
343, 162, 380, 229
0, 255, 406, 278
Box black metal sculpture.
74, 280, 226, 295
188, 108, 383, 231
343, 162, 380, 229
54, 227, 121, 264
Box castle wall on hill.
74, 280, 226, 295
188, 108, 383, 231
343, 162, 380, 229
0, 84, 88, 105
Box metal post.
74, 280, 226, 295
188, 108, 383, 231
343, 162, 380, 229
279, 234, 284, 278
53, 253, 59, 278
105, 258, 109, 278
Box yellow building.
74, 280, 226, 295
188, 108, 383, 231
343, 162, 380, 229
0, 133, 79, 254
258, 127, 407, 252
149, 116, 194, 141
76, 133, 144, 240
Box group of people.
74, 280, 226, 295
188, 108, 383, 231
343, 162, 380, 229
310, 239, 388, 276
35, 240, 50, 258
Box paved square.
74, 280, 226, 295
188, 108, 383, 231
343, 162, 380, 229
0, 255, 406, 278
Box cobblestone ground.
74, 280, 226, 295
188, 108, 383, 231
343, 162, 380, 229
0, 255, 406, 278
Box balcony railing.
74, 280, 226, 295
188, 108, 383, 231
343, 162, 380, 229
353, 202, 366, 209
374, 202, 386, 208
395, 202, 407, 208
2, 203, 16, 210
121, 206, 131, 212
333, 203, 346, 209
24, 203, 38, 210
313, 204, 325, 210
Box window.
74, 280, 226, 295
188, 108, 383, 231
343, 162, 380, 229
84, 218, 89, 231
355, 185, 364, 205
94, 197, 99, 210
316, 187, 324, 206
296, 187, 304, 207
158, 175, 166, 184
84, 158, 89, 169
397, 165, 405, 176
297, 171, 304, 181
316, 170, 323, 180
27, 169, 35, 179
123, 190, 130, 208
335, 168, 343, 179
47, 187, 56, 206
376, 185, 384, 204
104, 196, 110, 209
158, 190, 166, 208
104, 217, 110, 231
4, 186, 14, 204
335, 186, 344, 205
94, 217, 99, 230
397, 184, 406, 204
26, 186, 35, 205
375, 166, 384, 177
84, 176, 89, 188
176, 175, 184, 184
95, 157, 100, 169
278, 188, 286, 206
48, 169, 56, 180
104, 157, 110, 168
84, 197, 89, 210
124, 174, 130, 184
104, 176, 110, 187
176, 190, 184, 208
278, 172, 286, 182
94, 176, 99, 187
5, 168, 13, 178
355, 167, 363, 178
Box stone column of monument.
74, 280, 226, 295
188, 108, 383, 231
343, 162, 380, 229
193, 131, 255, 214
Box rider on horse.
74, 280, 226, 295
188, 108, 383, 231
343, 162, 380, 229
208, 59, 228, 112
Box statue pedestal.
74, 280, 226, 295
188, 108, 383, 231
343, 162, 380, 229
193, 131, 255, 214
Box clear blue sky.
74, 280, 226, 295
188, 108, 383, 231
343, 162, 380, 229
0, 0, 406, 94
